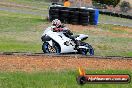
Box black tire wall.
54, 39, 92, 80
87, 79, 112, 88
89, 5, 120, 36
49, 6, 99, 26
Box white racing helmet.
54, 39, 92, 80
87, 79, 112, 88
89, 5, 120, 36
52, 19, 62, 27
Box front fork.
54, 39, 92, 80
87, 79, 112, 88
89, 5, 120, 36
47, 40, 53, 47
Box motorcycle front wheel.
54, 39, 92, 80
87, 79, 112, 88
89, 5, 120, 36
42, 42, 60, 54
78, 43, 94, 55
87, 44, 94, 55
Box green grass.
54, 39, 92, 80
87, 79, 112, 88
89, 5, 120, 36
7, 0, 50, 4
1, 0, 50, 9
0, 0, 49, 15
99, 14, 132, 24
97, 24, 132, 56
0, 9, 132, 56
98, 23, 132, 34
0, 10, 46, 52
0, 12, 43, 32
0, 70, 131, 88
75, 23, 132, 57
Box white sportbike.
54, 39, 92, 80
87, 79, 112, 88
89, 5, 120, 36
41, 27, 94, 55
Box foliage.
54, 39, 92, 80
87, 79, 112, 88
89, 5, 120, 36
120, 1, 131, 12
92, 0, 120, 7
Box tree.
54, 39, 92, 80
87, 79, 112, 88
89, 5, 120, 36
120, 1, 131, 12
92, 0, 120, 7
50, 0, 59, 2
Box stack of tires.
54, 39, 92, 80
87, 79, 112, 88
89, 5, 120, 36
88, 9, 99, 25
59, 7, 70, 23
127, 15, 132, 19
49, 7, 60, 21
79, 8, 89, 26
69, 8, 79, 25
49, 6, 99, 25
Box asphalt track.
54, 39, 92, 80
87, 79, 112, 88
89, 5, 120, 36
0, 52, 132, 59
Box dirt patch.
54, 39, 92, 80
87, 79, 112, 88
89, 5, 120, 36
0, 55, 132, 72
66, 24, 132, 38
67, 24, 97, 32
113, 26, 132, 33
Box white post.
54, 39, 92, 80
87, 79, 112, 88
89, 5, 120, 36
79, 0, 81, 7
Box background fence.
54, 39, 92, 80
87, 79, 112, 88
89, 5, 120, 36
99, 9, 132, 19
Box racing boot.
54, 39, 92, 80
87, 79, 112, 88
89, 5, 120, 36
74, 40, 81, 50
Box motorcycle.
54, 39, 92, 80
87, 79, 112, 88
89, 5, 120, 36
41, 26, 94, 55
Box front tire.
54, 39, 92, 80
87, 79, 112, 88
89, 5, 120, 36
42, 42, 60, 54
88, 44, 94, 55
78, 43, 94, 55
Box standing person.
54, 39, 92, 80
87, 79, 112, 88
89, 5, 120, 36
64, 0, 71, 7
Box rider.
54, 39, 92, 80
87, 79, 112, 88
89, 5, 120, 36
51, 19, 74, 39
51, 19, 80, 48
51, 19, 64, 32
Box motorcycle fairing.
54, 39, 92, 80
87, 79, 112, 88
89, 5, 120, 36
43, 28, 77, 53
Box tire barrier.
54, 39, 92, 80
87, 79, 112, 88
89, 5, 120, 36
60, 10, 68, 23
99, 9, 132, 19
79, 9, 89, 26
49, 7, 60, 21
70, 11, 79, 25
49, 6, 99, 26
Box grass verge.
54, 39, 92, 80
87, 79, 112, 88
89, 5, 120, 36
0, 10, 47, 52
0, 0, 50, 9
99, 14, 132, 24
0, 70, 131, 88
